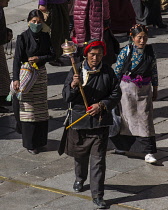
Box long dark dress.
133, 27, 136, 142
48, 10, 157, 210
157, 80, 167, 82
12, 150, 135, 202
0, 7, 11, 101
109, 0, 136, 33
13, 28, 55, 150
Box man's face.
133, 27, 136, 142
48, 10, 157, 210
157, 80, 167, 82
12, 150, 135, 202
87, 48, 103, 69
0, 0, 9, 7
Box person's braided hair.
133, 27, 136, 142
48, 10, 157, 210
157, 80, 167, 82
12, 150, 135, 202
130, 24, 148, 38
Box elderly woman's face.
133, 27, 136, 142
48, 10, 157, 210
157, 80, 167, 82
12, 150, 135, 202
87, 48, 103, 69
132, 31, 148, 49
0, 0, 9, 7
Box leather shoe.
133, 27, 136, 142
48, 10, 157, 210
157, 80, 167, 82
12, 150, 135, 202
73, 181, 83, 193
93, 197, 107, 209
27, 149, 38, 155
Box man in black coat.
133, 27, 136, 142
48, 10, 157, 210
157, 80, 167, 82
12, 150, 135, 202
59, 39, 121, 209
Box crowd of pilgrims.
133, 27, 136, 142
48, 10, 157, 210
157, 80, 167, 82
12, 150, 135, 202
0, 0, 167, 208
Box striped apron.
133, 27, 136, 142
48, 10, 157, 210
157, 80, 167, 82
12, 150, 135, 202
19, 66, 49, 122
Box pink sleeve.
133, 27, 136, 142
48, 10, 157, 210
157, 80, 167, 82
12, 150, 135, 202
103, 0, 110, 20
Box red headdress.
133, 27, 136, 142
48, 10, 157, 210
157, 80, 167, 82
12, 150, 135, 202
83, 41, 107, 57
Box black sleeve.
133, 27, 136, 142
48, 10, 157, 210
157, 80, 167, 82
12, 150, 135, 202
13, 35, 25, 81
101, 67, 122, 111
62, 67, 79, 103
0, 9, 7, 45
38, 33, 56, 62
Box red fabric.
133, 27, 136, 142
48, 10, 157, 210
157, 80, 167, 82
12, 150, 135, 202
83, 41, 107, 56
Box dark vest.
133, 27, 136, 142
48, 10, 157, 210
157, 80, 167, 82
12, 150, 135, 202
121, 44, 155, 78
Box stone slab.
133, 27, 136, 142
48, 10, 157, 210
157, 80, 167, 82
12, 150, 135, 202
120, 181, 168, 210
5, 1, 38, 25
105, 164, 168, 194
106, 153, 144, 173
157, 138, 168, 152
0, 140, 23, 159
155, 119, 168, 135
0, 155, 44, 177
153, 101, 168, 124
0, 186, 63, 210
27, 156, 74, 179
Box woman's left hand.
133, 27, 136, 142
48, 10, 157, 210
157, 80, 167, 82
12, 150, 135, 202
152, 86, 158, 101
28, 56, 39, 64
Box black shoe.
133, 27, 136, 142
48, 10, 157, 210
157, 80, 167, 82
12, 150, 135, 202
73, 181, 83, 193
93, 197, 107, 209
27, 149, 38, 155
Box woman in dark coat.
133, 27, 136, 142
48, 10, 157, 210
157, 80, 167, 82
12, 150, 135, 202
13, 9, 55, 154
111, 24, 158, 164
73, 0, 119, 66
0, 0, 13, 113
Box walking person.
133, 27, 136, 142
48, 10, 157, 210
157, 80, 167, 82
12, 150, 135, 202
131, 0, 167, 28
0, 0, 13, 113
12, 9, 55, 154
59, 39, 121, 209
38, 0, 69, 66
110, 24, 158, 164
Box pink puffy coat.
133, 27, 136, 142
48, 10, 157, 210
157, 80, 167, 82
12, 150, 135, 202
74, 0, 110, 46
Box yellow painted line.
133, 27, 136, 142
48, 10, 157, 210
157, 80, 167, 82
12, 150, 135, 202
116, 203, 145, 210
0, 176, 144, 210
0, 176, 91, 200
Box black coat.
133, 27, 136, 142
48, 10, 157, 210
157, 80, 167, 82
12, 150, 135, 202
0, 6, 12, 45
13, 28, 55, 81
62, 62, 122, 129
59, 62, 121, 155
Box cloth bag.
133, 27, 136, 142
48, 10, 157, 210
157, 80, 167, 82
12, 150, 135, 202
10, 62, 39, 100
109, 106, 121, 137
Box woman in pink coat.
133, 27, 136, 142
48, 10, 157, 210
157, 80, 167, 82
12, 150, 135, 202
73, 0, 119, 66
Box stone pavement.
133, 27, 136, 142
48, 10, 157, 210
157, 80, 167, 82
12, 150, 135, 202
1, 1, 168, 209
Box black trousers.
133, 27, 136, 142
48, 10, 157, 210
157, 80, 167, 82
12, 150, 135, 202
73, 127, 109, 198
75, 154, 106, 198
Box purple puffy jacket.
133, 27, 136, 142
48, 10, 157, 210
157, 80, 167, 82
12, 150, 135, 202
74, 0, 110, 46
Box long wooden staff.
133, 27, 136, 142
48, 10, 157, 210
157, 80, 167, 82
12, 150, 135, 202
70, 55, 88, 109
61, 40, 89, 129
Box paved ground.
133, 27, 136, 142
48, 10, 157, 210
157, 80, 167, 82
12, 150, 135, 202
1, 1, 168, 210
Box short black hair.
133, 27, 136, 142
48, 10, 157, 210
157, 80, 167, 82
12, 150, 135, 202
27, 9, 44, 22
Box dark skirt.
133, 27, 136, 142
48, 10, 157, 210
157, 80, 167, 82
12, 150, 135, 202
47, 3, 69, 60
13, 95, 48, 150
61, 127, 109, 158
22, 121, 48, 150
110, 134, 157, 154
109, 0, 136, 33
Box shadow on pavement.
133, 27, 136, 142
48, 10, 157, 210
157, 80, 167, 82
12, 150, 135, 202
105, 183, 168, 208
47, 71, 68, 86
